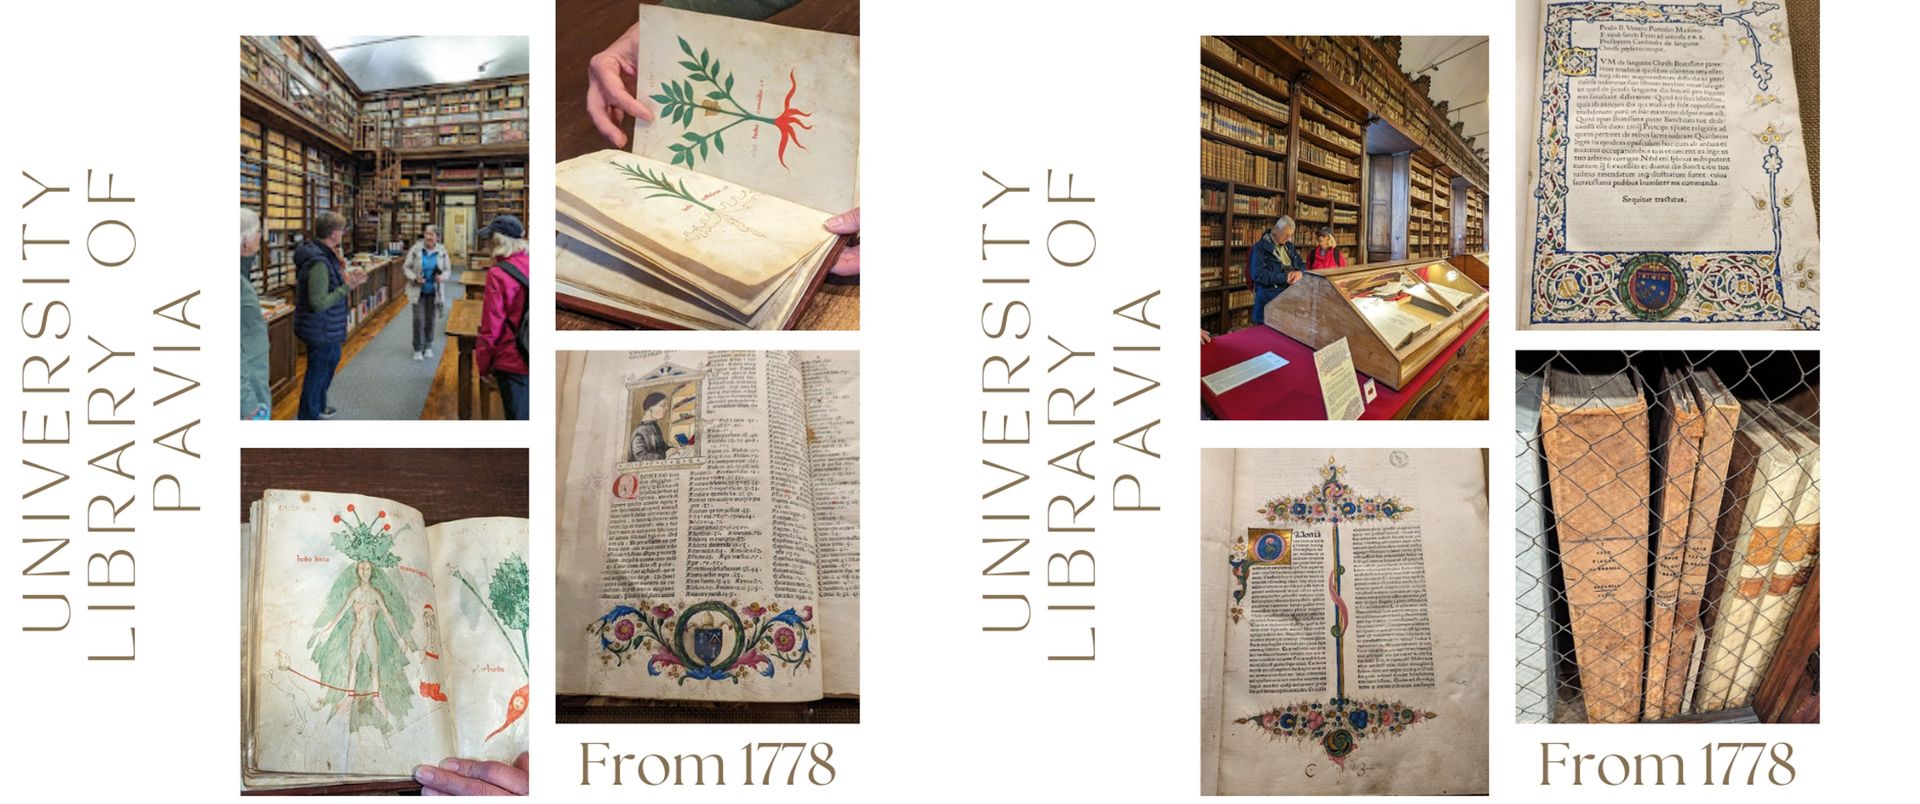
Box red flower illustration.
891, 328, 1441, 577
773, 626, 797, 652
772, 70, 812, 170
333, 515, 342, 523
347, 504, 356, 513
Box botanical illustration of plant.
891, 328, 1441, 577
453, 553, 531, 741
306, 505, 419, 735
610, 160, 767, 239
651, 37, 812, 170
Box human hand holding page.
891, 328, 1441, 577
556, 6, 859, 330
241, 491, 530, 790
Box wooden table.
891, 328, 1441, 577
556, 0, 860, 332
459, 269, 488, 293
240, 448, 528, 524
445, 298, 485, 420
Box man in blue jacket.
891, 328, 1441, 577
292, 212, 367, 420
1248, 215, 1302, 327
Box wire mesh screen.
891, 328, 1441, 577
1515, 351, 1819, 724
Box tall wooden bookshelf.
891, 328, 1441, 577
1200, 35, 1490, 334
357, 78, 531, 151
240, 36, 531, 404
1462, 184, 1487, 253
1200, 37, 1365, 334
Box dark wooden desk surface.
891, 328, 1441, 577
555, 0, 860, 331
240, 448, 528, 523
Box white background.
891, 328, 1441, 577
0, 0, 1897, 799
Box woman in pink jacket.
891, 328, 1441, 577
474, 215, 531, 420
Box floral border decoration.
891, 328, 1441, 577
1237, 698, 1438, 768
593, 600, 814, 684
1528, 1, 1815, 327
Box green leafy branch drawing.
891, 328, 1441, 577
452, 556, 529, 676
651, 37, 812, 170
612, 160, 712, 211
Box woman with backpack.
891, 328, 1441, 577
474, 214, 531, 420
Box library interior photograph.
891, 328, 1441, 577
1199, 36, 1490, 421
241, 36, 531, 421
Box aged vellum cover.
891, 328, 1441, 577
241, 492, 530, 789
1522, 1, 1819, 328
1202, 450, 1488, 795
555, 351, 859, 703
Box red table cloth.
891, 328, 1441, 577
1200, 311, 1488, 420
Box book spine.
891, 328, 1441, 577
1730, 448, 1819, 706
1643, 405, 1703, 721
1540, 382, 1651, 724
1515, 375, 1554, 723
1663, 391, 1739, 717
1696, 441, 1799, 712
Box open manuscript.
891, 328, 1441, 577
556, 350, 859, 703
1201, 450, 1488, 795
1520, 0, 1818, 328
241, 491, 530, 790
557, 5, 859, 330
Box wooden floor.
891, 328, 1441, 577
1406, 327, 1490, 421
270, 298, 499, 420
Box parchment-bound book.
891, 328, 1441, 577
556, 5, 858, 330
1730, 407, 1819, 703
1665, 369, 1740, 716
1540, 365, 1648, 723
1643, 367, 1703, 721
1515, 373, 1556, 723
1695, 403, 1802, 711
241, 493, 530, 790
1521, 0, 1819, 329
555, 351, 859, 703
1202, 450, 1488, 795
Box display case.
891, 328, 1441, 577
1408, 258, 1488, 318
1265, 258, 1486, 390
1446, 251, 1491, 288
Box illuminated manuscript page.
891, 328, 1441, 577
1521, 0, 1818, 329
1208, 450, 1488, 795
556, 351, 834, 702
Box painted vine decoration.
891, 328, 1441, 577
1236, 697, 1438, 768
594, 600, 813, 684
612, 161, 712, 210
652, 37, 812, 169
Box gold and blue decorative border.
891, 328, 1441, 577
1529, 1, 1815, 328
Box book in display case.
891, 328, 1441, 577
1264, 258, 1487, 391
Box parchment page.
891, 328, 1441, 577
800, 351, 860, 696
1525, 0, 1819, 328
557, 350, 824, 702
425, 517, 532, 761
558, 150, 833, 298
1214, 451, 1487, 795
1198, 450, 1236, 796
630, 4, 859, 213
250, 490, 451, 777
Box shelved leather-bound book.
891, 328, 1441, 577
1695, 402, 1805, 712
1641, 367, 1703, 721
1663, 370, 1739, 717
1540, 365, 1649, 723
1730, 407, 1819, 705
1515, 373, 1555, 723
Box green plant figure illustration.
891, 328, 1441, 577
453, 553, 531, 674
611, 160, 769, 239
453, 553, 532, 742
612, 161, 713, 210
651, 36, 812, 169
308, 505, 418, 735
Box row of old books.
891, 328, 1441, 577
1518, 365, 1820, 723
